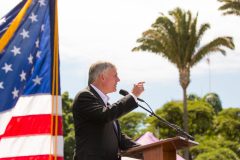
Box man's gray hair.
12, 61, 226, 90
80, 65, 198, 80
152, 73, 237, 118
88, 61, 116, 84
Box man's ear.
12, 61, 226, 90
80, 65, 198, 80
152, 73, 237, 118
99, 73, 105, 81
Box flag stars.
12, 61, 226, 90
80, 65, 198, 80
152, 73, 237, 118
32, 75, 42, 85
12, 87, 19, 99
20, 71, 27, 81
38, 0, 46, 6
0, 17, 6, 25
2, 63, 13, 73
0, 81, 4, 89
36, 51, 41, 58
28, 54, 34, 64
35, 39, 40, 48
29, 12, 38, 23
11, 46, 21, 56
20, 29, 30, 39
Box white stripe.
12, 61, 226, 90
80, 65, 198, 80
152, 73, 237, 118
0, 95, 62, 135
0, 135, 64, 158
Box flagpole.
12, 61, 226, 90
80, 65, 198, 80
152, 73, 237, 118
0, 0, 32, 52
54, 0, 59, 159
50, 0, 59, 159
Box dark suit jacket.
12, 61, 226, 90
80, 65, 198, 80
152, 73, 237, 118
72, 86, 139, 160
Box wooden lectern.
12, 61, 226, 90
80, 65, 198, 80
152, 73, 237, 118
122, 136, 198, 160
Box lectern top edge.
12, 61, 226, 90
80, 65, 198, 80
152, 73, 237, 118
122, 136, 199, 157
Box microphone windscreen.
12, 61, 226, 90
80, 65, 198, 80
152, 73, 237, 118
119, 89, 129, 96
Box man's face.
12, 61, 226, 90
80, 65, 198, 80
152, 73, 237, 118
102, 67, 120, 94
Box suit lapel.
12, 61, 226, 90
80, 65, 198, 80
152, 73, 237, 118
88, 85, 106, 106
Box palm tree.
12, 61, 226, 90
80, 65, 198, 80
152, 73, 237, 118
218, 0, 240, 16
132, 8, 234, 159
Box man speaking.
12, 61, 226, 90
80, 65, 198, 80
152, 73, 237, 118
72, 61, 145, 160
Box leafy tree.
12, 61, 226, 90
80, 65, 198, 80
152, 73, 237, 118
188, 101, 214, 135
218, 0, 240, 16
147, 101, 183, 139
119, 112, 147, 139
214, 108, 240, 142
132, 7, 235, 145
203, 93, 222, 114
62, 92, 75, 160
145, 100, 214, 139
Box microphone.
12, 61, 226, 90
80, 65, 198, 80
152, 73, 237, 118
119, 89, 144, 102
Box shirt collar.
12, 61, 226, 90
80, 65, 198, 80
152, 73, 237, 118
90, 84, 110, 106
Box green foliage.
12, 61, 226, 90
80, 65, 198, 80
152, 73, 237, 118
195, 148, 239, 160
145, 101, 183, 139
214, 108, 240, 142
62, 92, 75, 160
218, 108, 240, 120
191, 135, 240, 159
64, 130, 75, 160
119, 112, 147, 139
218, 0, 240, 16
146, 100, 214, 138
188, 101, 214, 135
203, 93, 222, 114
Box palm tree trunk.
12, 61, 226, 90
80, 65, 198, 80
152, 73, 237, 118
179, 67, 191, 160
183, 87, 189, 160
183, 87, 189, 133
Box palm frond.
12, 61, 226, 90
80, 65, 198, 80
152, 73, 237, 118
196, 24, 210, 45
222, 10, 240, 15
133, 12, 183, 65
133, 7, 235, 70
168, 8, 193, 68
219, 2, 240, 10
191, 37, 234, 66
184, 15, 198, 64
218, 0, 236, 3
153, 16, 178, 51
133, 30, 169, 56
218, 0, 240, 15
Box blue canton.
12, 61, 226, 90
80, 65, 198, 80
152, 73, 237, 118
0, 0, 57, 112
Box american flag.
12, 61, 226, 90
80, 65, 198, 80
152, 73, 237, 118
0, 0, 63, 159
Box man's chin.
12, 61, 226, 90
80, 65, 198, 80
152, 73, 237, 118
113, 87, 118, 92
107, 88, 117, 94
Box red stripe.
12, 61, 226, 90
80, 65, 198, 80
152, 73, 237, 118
0, 155, 63, 160
1, 115, 62, 138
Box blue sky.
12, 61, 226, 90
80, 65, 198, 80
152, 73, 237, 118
1, 0, 240, 111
